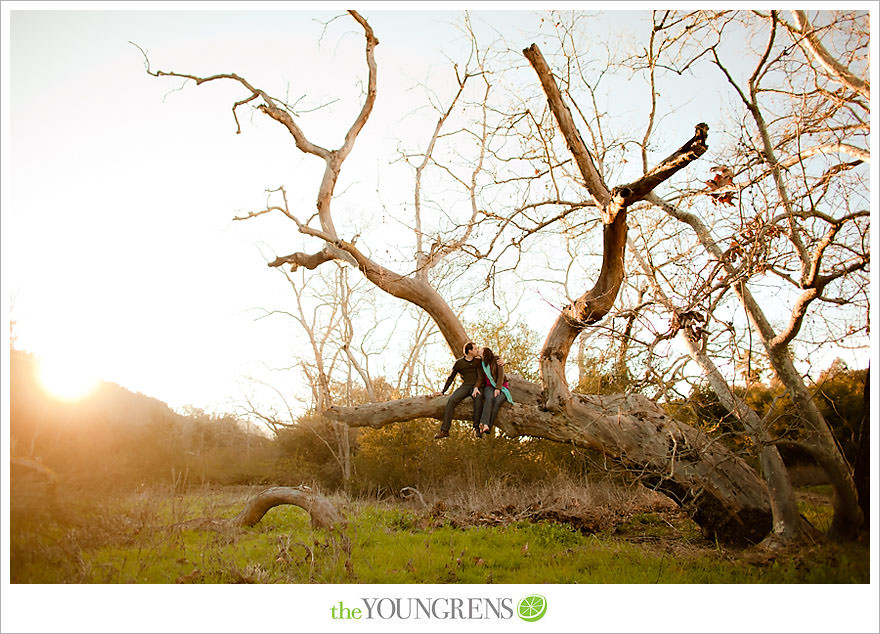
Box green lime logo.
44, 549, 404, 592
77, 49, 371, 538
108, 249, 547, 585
517, 594, 547, 622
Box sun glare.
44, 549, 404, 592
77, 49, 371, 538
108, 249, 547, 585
39, 356, 100, 401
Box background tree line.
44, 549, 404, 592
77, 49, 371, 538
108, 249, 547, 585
10, 336, 866, 500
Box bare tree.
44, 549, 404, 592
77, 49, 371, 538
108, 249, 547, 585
141, 10, 794, 542
633, 9, 869, 537
246, 265, 356, 484
629, 237, 805, 543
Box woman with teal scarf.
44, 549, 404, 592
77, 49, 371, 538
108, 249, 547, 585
472, 347, 514, 437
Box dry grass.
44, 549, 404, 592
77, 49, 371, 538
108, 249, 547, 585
355, 472, 678, 536
441, 472, 671, 512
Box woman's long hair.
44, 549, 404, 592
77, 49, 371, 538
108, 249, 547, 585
481, 347, 499, 383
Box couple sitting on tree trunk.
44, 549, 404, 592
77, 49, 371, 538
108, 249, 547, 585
432, 342, 514, 439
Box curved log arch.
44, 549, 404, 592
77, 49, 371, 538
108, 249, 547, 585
173, 487, 345, 532
232, 486, 345, 530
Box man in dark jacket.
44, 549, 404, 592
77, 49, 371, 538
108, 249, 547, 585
432, 342, 481, 439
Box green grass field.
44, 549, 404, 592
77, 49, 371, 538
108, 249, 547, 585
10, 480, 869, 584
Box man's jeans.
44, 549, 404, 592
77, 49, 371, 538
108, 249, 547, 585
439, 383, 477, 433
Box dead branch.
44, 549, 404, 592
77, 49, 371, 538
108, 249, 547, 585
523, 44, 610, 208
787, 11, 870, 100
525, 42, 708, 412
269, 247, 337, 272
400, 486, 428, 508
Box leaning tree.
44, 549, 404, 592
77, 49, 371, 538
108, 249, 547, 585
141, 10, 781, 543
619, 9, 870, 539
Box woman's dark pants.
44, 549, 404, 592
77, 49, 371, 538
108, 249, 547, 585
477, 387, 507, 433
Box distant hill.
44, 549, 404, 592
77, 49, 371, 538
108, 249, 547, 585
10, 348, 182, 433
10, 348, 273, 488
10, 348, 189, 482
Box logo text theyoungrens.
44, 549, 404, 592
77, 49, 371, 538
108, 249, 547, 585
330, 598, 514, 620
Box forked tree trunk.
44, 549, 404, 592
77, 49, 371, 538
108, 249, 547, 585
650, 191, 863, 538
326, 42, 772, 544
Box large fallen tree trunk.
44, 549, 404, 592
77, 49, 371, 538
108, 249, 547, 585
326, 385, 772, 544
